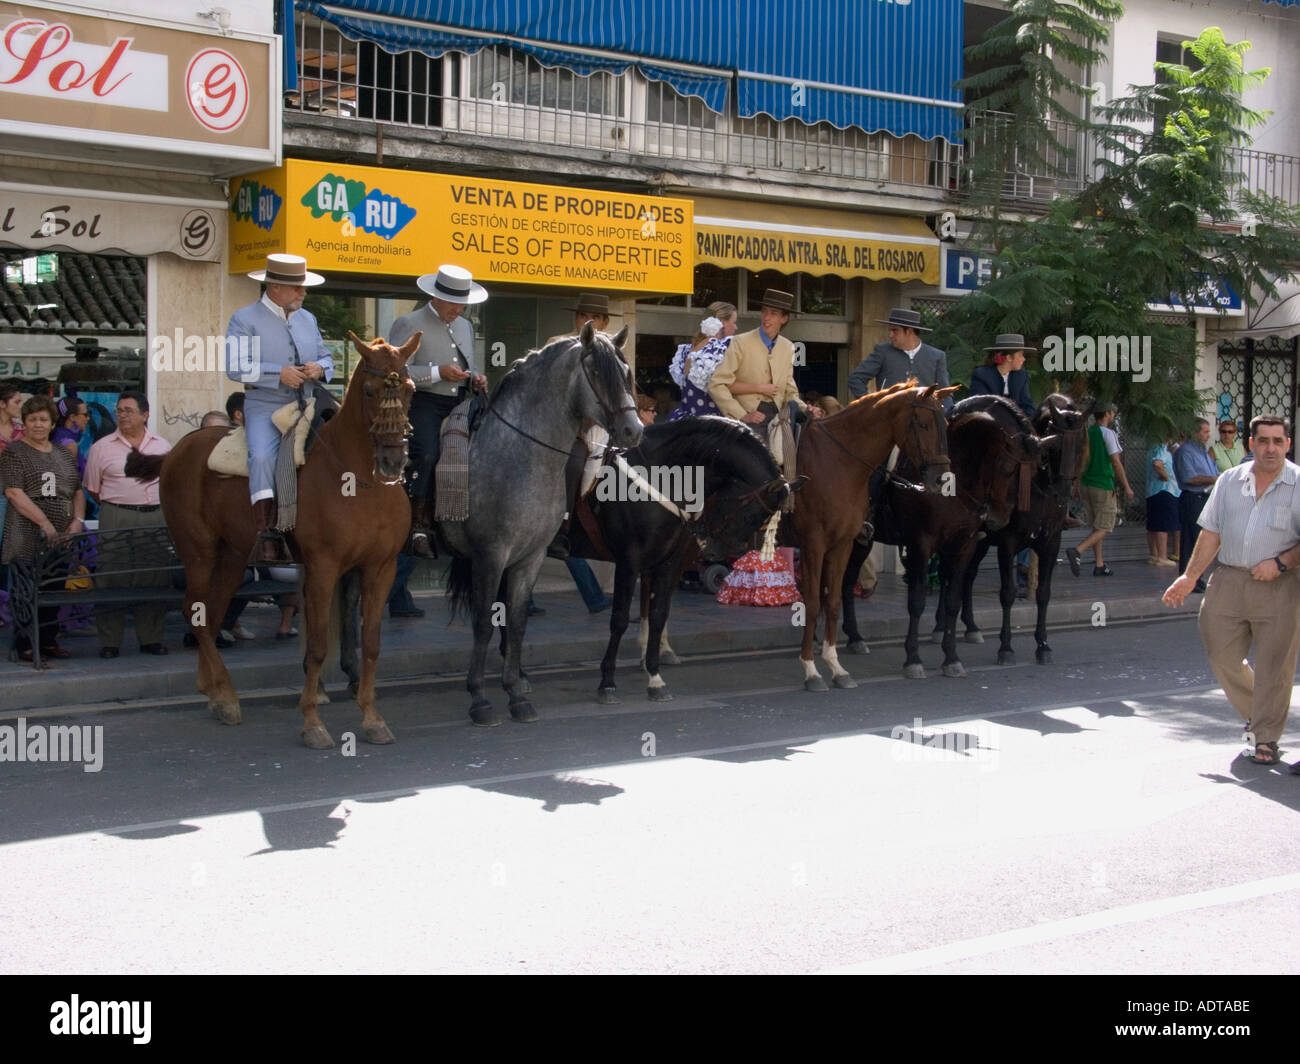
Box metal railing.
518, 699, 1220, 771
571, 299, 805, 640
286, 18, 1300, 210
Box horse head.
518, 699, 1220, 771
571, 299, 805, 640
1036, 393, 1090, 488
900, 382, 956, 491
572, 322, 643, 449
346, 330, 419, 484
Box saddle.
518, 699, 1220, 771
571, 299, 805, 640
207, 397, 323, 477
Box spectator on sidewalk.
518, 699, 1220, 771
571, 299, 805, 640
1066, 403, 1134, 578
1173, 417, 1220, 594
1145, 438, 1180, 568
1210, 419, 1246, 472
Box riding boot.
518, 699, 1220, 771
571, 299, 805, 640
408, 495, 435, 559
546, 442, 587, 560
252, 499, 293, 565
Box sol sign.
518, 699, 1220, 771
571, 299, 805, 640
0, 3, 275, 168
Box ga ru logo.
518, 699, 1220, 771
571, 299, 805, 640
232, 179, 282, 233
304, 173, 416, 240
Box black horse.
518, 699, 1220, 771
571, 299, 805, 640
570, 416, 802, 704
839, 401, 1044, 677
949, 393, 1091, 665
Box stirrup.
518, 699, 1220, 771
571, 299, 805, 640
546, 528, 570, 561
254, 530, 293, 565
408, 528, 436, 559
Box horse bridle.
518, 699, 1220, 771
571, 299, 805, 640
812, 397, 950, 486
305, 361, 413, 489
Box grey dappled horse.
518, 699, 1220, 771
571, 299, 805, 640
443, 323, 643, 725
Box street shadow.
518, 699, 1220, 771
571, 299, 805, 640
699, 745, 811, 764
110, 823, 201, 841
887, 726, 994, 762
995, 711, 1093, 737
251, 805, 348, 854
472, 774, 623, 812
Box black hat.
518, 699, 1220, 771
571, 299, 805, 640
759, 288, 795, 313
875, 307, 931, 332
985, 333, 1036, 353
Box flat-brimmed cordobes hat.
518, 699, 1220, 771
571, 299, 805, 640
567, 293, 611, 316
759, 288, 795, 313
417, 264, 488, 304
985, 333, 1036, 353
875, 307, 931, 332
247, 253, 325, 286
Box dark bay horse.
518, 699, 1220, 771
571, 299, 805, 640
951, 393, 1091, 665
570, 415, 802, 705
839, 401, 1045, 677
790, 381, 956, 691
127, 332, 419, 748
443, 322, 643, 726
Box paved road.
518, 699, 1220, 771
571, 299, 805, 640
2, 613, 1298, 975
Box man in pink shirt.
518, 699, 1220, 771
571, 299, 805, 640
83, 391, 173, 658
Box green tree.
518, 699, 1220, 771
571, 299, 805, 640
939, 25, 1300, 439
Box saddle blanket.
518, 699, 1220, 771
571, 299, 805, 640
208, 398, 315, 477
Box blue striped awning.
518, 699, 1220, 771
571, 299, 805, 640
296, 0, 963, 139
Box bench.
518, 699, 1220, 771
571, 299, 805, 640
8, 524, 299, 669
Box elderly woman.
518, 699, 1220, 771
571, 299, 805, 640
1, 395, 86, 661
969, 333, 1037, 420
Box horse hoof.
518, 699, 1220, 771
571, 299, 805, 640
942, 662, 967, 678
301, 725, 335, 750
997, 651, 1016, 666
648, 686, 674, 702
1036, 649, 1053, 665
903, 664, 926, 680
659, 650, 682, 666
596, 688, 620, 705
930, 629, 944, 644
832, 674, 858, 689
469, 702, 501, 727
209, 700, 242, 726
362, 722, 395, 745
509, 700, 539, 723
804, 676, 830, 693
845, 640, 870, 655
964, 631, 985, 644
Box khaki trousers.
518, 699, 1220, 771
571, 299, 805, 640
1197, 565, 1300, 744
95, 502, 170, 649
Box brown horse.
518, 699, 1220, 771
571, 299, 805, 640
790, 380, 956, 691
126, 332, 419, 748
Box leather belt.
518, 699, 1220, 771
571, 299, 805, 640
105, 502, 160, 511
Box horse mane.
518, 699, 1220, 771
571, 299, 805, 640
842, 378, 918, 413
632, 415, 777, 479
953, 393, 1034, 434
491, 332, 629, 409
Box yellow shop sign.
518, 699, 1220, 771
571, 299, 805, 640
229, 160, 693, 293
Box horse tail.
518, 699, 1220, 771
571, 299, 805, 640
124, 449, 165, 482
446, 556, 473, 622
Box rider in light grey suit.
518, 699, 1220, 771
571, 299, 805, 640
848, 307, 953, 415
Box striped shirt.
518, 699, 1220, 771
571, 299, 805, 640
1198, 459, 1300, 567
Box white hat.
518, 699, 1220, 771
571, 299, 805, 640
416, 264, 488, 305
247, 253, 325, 286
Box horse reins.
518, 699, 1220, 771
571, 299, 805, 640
810, 398, 950, 487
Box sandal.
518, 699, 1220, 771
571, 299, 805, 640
1249, 742, 1280, 765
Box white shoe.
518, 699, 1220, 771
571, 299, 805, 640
230, 624, 256, 640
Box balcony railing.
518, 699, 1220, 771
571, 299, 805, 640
285, 17, 1300, 212
963, 110, 1300, 212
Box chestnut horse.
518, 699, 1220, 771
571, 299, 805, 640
127, 332, 419, 748
790, 381, 956, 691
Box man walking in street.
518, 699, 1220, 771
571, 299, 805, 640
83, 391, 172, 658
1162, 415, 1300, 767
1173, 417, 1220, 593
1066, 402, 1134, 578
386, 264, 488, 615
227, 253, 334, 564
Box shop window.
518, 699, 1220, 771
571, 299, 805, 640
799, 273, 845, 316
692, 265, 739, 309
746, 268, 791, 311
